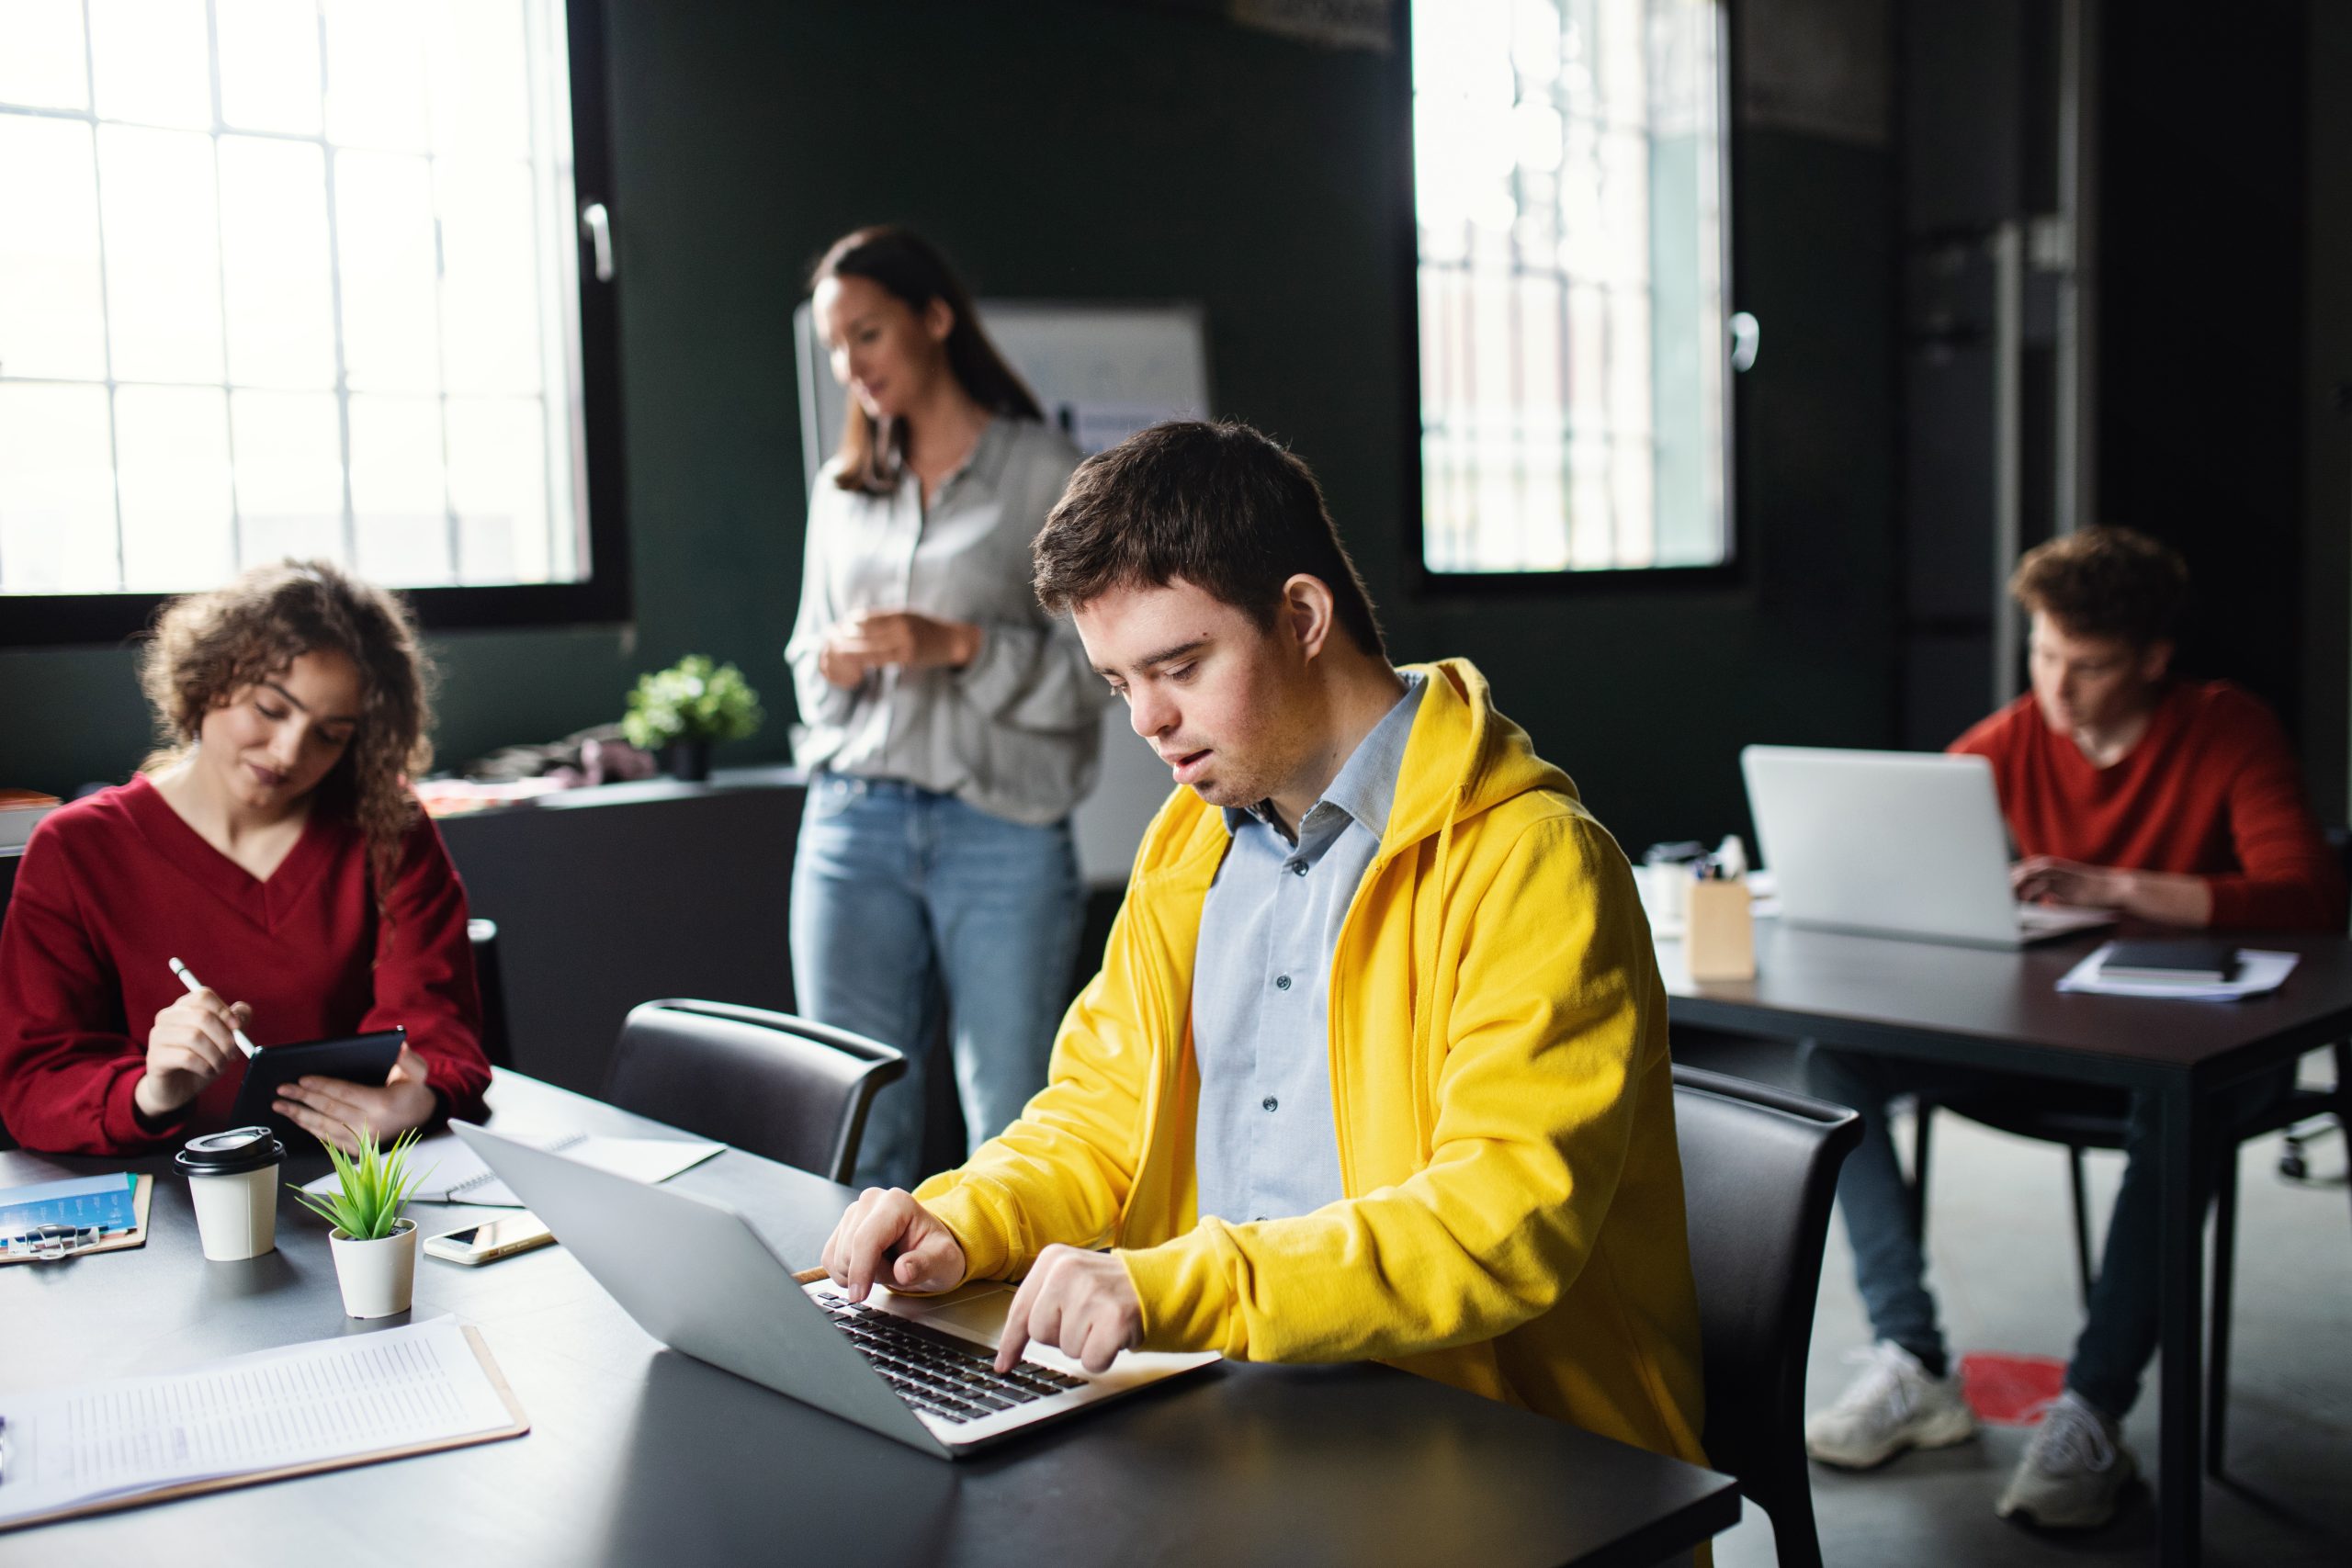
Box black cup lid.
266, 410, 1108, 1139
175, 1126, 285, 1175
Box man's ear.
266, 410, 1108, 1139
2138, 638, 2175, 684
1280, 574, 1337, 663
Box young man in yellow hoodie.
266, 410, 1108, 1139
820, 419, 1706, 1469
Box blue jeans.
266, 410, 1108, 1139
1803, 1042, 2290, 1418
789, 775, 1082, 1190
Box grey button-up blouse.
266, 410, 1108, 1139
786, 417, 1111, 826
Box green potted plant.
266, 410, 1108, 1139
621, 654, 763, 782
294, 1126, 428, 1319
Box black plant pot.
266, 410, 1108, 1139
665, 739, 713, 782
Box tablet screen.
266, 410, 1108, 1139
225, 1028, 406, 1145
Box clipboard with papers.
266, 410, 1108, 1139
0, 1319, 527, 1532
0, 1173, 153, 1265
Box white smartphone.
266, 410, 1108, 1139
423, 1213, 557, 1266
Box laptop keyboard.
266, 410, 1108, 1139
812, 1288, 1087, 1425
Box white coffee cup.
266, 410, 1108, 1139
175, 1126, 285, 1261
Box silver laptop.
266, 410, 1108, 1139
449, 1122, 1216, 1457
1741, 745, 2116, 950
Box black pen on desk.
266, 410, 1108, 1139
167, 957, 257, 1058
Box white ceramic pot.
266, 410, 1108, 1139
328, 1218, 418, 1319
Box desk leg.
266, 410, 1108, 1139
2154, 1075, 2205, 1568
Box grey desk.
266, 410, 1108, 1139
0, 1071, 1737, 1567
1661, 920, 2352, 1568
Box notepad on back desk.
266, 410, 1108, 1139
2098, 938, 2242, 985
302, 1128, 723, 1207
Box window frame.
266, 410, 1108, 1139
0, 0, 631, 649
1394, 0, 1744, 599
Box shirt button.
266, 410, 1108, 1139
1273, 975, 1291, 990
1261, 1096, 1279, 1112
1288, 861, 1307, 876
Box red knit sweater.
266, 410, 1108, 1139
1950, 682, 2345, 931
0, 774, 492, 1154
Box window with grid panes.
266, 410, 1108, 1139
0, 0, 592, 604
1412, 0, 1729, 575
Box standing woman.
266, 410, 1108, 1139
0, 561, 491, 1156
787, 226, 1103, 1189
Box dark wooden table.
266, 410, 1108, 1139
0, 1071, 1737, 1567
1660, 919, 2352, 1568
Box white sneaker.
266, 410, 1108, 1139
1804, 1340, 1977, 1469
1996, 1389, 2137, 1529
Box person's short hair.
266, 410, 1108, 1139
1032, 420, 1387, 660
2010, 526, 2191, 649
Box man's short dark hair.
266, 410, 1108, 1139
2010, 525, 2191, 648
1033, 420, 1387, 660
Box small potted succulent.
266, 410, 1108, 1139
295, 1126, 427, 1319
621, 654, 764, 782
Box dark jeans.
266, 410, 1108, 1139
1803, 1042, 2291, 1419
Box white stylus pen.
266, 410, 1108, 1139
167, 957, 257, 1058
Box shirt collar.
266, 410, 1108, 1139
1221, 670, 1428, 841
888, 414, 1014, 508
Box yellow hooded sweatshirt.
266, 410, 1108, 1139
914, 658, 1707, 1467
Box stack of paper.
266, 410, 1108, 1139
302, 1128, 723, 1208
0, 1319, 524, 1531
2056, 943, 2300, 1000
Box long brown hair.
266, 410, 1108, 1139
810, 226, 1043, 494
139, 560, 435, 907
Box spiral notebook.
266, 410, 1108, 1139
301, 1128, 722, 1208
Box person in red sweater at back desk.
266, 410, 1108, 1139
0, 560, 491, 1157
1800, 527, 2345, 1530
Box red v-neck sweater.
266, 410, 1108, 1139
0, 774, 492, 1154
1950, 681, 2345, 931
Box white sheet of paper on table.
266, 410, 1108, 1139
2055, 944, 2300, 1000
0, 1317, 513, 1527
301, 1128, 723, 1208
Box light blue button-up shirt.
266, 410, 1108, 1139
1192, 671, 1427, 1225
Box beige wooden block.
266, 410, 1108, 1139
1686, 877, 1757, 981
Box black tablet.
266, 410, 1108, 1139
227, 1028, 405, 1145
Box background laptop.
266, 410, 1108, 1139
1741, 745, 2116, 950
449, 1122, 1216, 1458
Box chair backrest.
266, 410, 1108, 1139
467, 918, 513, 1070
1673, 1064, 1861, 1562
605, 1000, 907, 1183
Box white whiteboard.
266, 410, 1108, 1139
791, 299, 1213, 886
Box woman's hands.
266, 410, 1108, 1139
274, 1043, 440, 1155
138, 996, 440, 1149
134, 987, 251, 1122
819, 609, 982, 688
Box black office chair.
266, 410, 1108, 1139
1673, 1064, 1862, 1568
1908, 1040, 2351, 1474
605, 999, 907, 1183
467, 917, 514, 1070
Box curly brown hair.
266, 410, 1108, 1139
2010, 525, 2191, 649
139, 560, 435, 905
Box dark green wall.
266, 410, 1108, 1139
2, 0, 1899, 852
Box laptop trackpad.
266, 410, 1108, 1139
865, 1280, 1015, 1348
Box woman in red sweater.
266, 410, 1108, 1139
0, 561, 491, 1156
